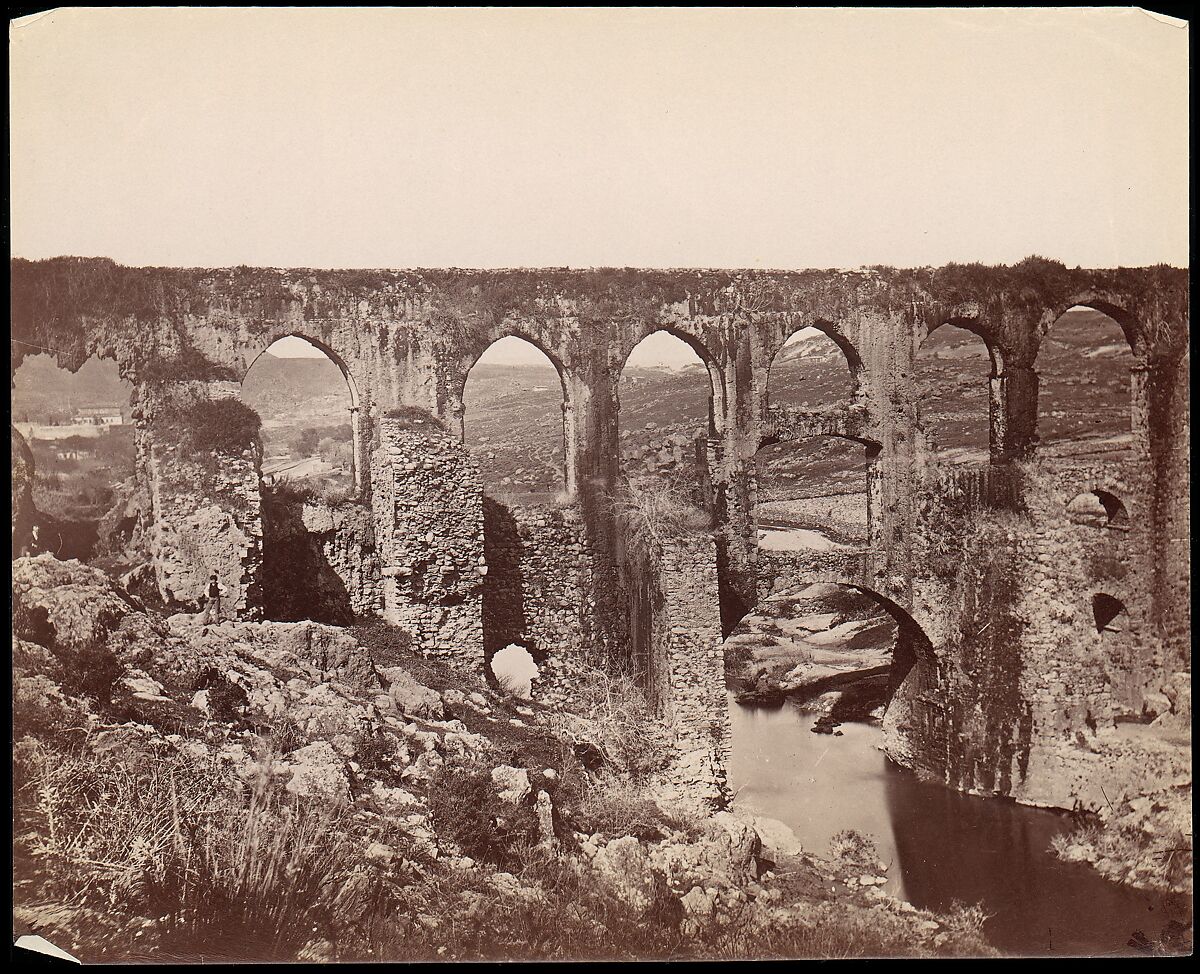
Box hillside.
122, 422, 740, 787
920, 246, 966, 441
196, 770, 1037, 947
240, 353, 352, 421
12, 555, 995, 962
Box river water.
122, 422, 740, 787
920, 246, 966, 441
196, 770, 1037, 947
728, 697, 1186, 956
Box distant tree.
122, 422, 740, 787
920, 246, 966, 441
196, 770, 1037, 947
294, 428, 321, 456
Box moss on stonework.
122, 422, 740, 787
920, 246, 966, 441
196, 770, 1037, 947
946, 516, 1031, 795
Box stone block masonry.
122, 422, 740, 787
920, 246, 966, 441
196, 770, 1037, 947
372, 417, 484, 666
894, 450, 1189, 811
261, 497, 381, 624
139, 383, 263, 620
482, 497, 598, 704
620, 530, 729, 808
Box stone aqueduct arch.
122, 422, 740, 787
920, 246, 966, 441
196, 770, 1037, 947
10, 257, 1189, 808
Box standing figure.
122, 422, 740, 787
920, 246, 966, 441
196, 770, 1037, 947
201, 573, 226, 626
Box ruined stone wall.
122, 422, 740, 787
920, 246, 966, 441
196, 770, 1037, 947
372, 417, 483, 666
10, 256, 1188, 813
11, 426, 36, 557
893, 450, 1187, 810
482, 497, 598, 703
261, 497, 381, 624
755, 548, 870, 601
139, 385, 263, 619
655, 536, 729, 808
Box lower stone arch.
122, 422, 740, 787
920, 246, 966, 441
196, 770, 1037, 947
724, 575, 936, 722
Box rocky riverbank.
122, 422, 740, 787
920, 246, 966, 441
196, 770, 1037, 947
11, 554, 998, 961
725, 582, 897, 732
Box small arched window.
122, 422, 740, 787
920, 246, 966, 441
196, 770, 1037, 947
1066, 490, 1129, 529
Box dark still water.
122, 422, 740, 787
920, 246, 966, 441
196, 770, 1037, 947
728, 697, 1188, 957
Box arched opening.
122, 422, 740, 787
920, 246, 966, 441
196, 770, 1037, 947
241, 335, 358, 503
1036, 306, 1134, 457
243, 336, 361, 626
915, 323, 992, 465
767, 326, 855, 412
726, 582, 903, 710
725, 580, 935, 885
753, 436, 871, 554
1093, 593, 1127, 633
618, 330, 717, 508
463, 336, 567, 504
463, 337, 569, 674
490, 643, 541, 700
1067, 490, 1130, 529
11, 352, 136, 565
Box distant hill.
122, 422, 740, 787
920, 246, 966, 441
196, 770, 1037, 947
11, 354, 133, 424
241, 352, 352, 423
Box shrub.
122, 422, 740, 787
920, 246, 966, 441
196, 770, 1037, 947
828, 828, 878, 866
426, 763, 539, 869
382, 405, 446, 431
13, 740, 413, 961
611, 478, 711, 559
157, 393, 262, 458
545, 663, 669, 776
194, 667, 249, 723
141, 344, 238, 384
349, 622, 415, 670
572, 776, 697, 841
264, 476, 353, 507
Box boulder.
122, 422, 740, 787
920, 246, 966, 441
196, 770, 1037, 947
794, 613, 841, 632
285, 740, 349, 802
1142, 692, 1172, 720
264, 622, 379, 693
381, 668, 444, 719
707, 812, 763, 880
370, 783, 422, 815
13, 555, 164, 657
680, 885, 718, 918
592, 836, 658, 914
745, 815, 804, 861
490, 765, 531, 805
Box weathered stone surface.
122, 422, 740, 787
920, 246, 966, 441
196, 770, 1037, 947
12, 555, 167, 668
285, 741, 350, 802
382, 667, 444, 719
490, 765, 531, 805
11, 426, 37, 557
743, 815, 805, 861
592, 836, 658, 914
9, 257, 1189, 827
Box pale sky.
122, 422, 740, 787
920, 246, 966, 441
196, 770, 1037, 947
10, 7, 1189, 277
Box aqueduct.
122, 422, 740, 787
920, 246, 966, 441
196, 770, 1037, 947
10, 257, 1189, 810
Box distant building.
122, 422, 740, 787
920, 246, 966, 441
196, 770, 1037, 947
74, 406, 124, 426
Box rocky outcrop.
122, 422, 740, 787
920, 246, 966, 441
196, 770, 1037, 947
13, 554, 165, 661
11, 555, 1002, 961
